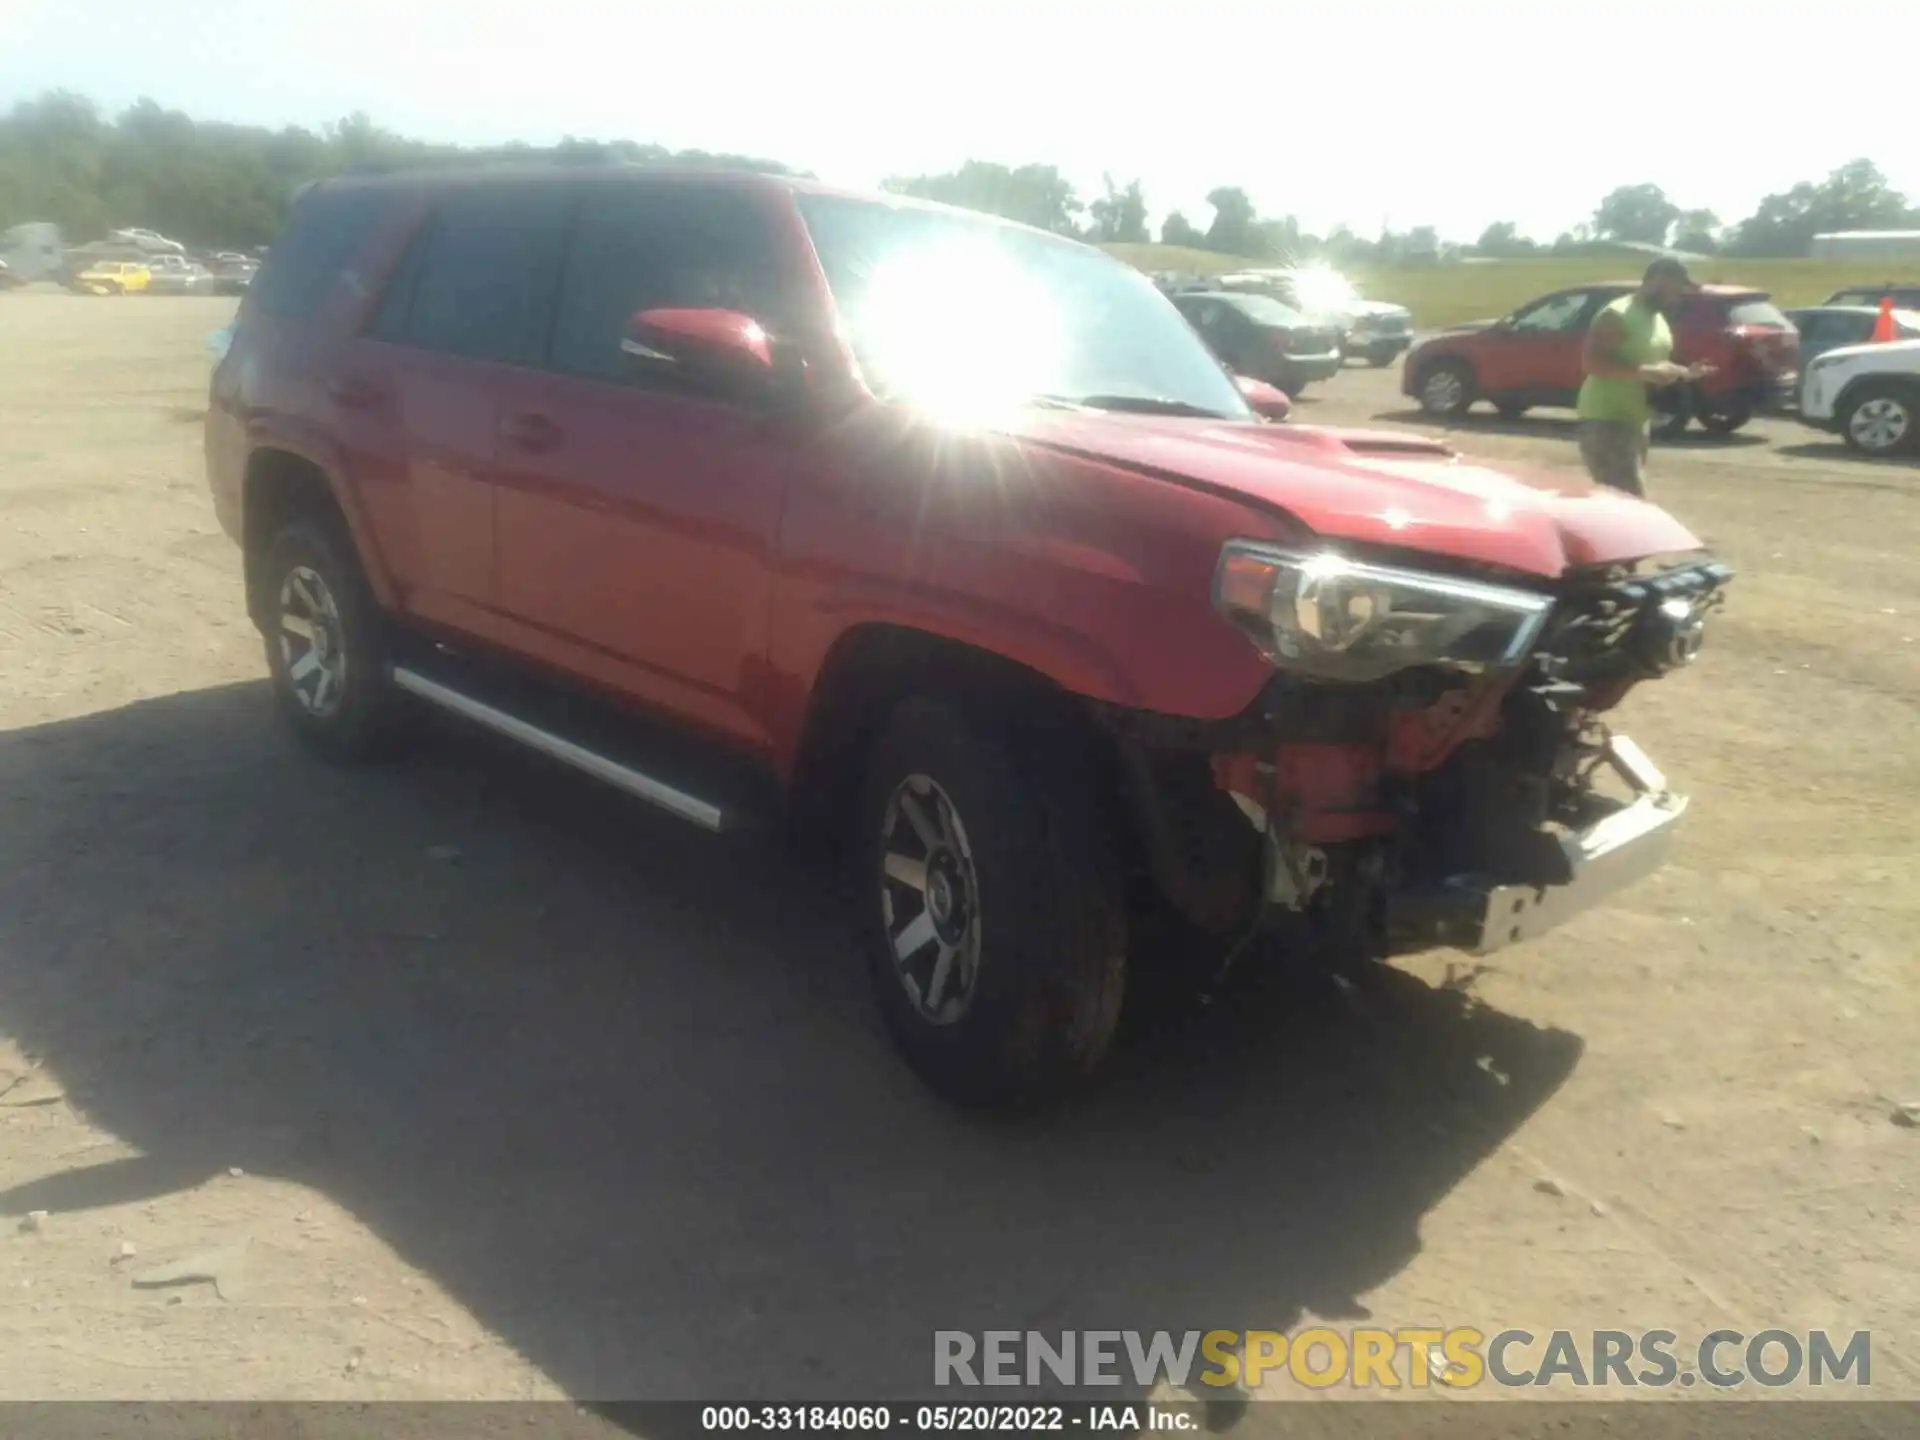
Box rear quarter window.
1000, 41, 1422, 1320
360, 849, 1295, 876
250, 183, 398, 320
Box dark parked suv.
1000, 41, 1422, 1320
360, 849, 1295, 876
205, 163, 1728, 1107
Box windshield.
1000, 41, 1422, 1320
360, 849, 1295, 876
795, 193, 1252, 423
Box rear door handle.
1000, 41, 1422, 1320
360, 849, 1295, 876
498, 411, 563, 454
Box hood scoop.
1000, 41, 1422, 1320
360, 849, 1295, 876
1262, 424, 1458, 460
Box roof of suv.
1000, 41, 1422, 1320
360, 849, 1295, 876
302, 163, 1060, 237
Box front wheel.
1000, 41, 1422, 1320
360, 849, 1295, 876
1841, 383, 1917, 456
260, 517, 405, 761
1366, 344, 1400, 368
1416, 359, 1475, 417
858, 697, 1126, 1109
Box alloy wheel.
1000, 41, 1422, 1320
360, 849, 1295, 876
276, 564, 349, 718
1422, 368, 1464, 413
1849, 396, 1910, 453
879, 774, 983, 1025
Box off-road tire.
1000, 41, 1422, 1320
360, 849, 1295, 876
857, 696, 1127, 1109
259, 516, 405, 762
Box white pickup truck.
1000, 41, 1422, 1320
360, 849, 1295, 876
1798, 338, 1920, 456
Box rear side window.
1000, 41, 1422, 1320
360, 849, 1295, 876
1725, 299, 1789, 327
549, 183, 789, 384
397, 183, 575, 367
250, 183, 394, 320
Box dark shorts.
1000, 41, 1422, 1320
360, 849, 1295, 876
1578, 420, 1649, 497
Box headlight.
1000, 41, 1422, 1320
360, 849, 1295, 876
1213, 542, 1554, 683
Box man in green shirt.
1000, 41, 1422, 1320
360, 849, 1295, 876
1575, 258, 1714, 496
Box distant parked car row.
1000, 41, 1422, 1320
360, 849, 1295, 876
1396, 278, 1920, 456
1150, 266, 1414, 398
73, 249, 258, 297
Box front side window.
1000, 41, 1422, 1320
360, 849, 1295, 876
1511, 292, 1594, 333
796, 193, 1253, 421
548, 183, 789, 384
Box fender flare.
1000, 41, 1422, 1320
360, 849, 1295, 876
242, 431, 400, 613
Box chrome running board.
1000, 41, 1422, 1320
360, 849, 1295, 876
389, 665, 727, 833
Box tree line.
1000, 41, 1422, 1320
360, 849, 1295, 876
2, 89, 1912, 262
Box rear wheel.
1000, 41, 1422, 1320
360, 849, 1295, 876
1494, 400, 1529, 421
1649, 388, 1693, 441
1841, 382, 1917, 456
1416, 359, 1474, 417
858, 696, 1126, 1109
1366, 344, 1400, 367
1701, 401, 1752, 435
260, 516, 405, 761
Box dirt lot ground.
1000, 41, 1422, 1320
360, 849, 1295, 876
1, 293, 1916, 1413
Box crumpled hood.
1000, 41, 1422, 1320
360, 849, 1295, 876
1003, 412, 1703, 579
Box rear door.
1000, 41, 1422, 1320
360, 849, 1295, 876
1476, 289, 1607, 399
351, 181, 576, 630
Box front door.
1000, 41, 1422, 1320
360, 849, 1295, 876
1477, 289, 1607, 401
488, 180, 810, 749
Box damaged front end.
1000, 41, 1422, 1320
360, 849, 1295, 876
1100, 550, 1732, 964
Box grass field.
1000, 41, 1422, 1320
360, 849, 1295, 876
1105, 243, 1912, 329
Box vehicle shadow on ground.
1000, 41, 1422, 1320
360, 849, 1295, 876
1775, 440, 1916, 468
1372, 408, 1769, 450
0, 683, 1583, 1407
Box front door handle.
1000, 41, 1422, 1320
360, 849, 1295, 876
498, 411, 563, 454
326, 376, 386, 410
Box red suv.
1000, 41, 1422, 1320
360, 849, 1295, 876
207, 165, 1730, 1107
1404, 282, 1800, 438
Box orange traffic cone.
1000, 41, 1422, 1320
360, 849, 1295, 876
1871, 296, 1897, 343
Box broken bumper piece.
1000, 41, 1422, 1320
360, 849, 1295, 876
1387, 735, 1687, 957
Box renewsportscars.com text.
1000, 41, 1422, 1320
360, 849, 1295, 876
933, 1328, 1872, 1391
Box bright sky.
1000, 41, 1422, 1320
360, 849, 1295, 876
3, 0, 1914, 242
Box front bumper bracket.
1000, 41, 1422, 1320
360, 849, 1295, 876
1386, 735, 1686, 957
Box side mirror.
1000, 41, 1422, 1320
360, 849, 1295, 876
1235, 374, 1292, 421
622, 307, 793, 400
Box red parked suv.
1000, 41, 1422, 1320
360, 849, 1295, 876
206, 165, 1731, 1107
1404, 282, 1800, 438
